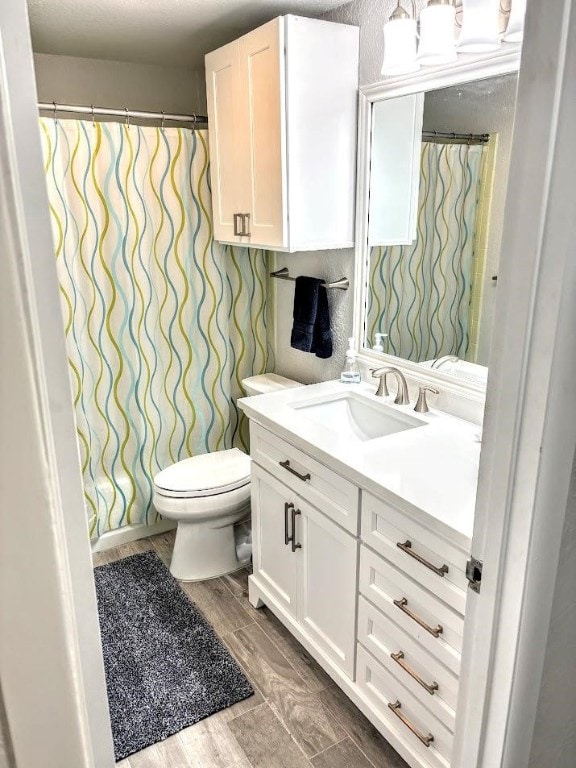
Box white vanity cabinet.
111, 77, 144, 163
250, 460, 358, 678
247, 418, 472, 768
205, 15, 359, 251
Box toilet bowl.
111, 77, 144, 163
153, 373, 302, 581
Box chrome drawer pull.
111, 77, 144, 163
391, 651, 439, 695
291, 507, 302, 552
397, 540, 449, 577
284, 502, 294, 546
393, 597, 443, 638
387, 700, 434, 747
279, 459, 311, 482
241, 213, 251, 236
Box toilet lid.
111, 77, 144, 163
154, 449, 251, 498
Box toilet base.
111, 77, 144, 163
170, 514, 250, 582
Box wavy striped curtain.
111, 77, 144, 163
40, 119, 269, 538
366, 142, 486, 362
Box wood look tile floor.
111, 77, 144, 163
93, 531, 409, 768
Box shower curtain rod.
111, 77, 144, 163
38, 102, 208, 125
422, 130, 489, 144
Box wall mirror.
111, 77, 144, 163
355, 59, 520, 394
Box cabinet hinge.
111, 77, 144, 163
466, 556, 483, 593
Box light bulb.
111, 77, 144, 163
458, 0, 501, 53
418, 1, 457, 66
503, 0, 526, 42
381, 3, 420, 76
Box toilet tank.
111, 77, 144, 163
242, 373, 303, 396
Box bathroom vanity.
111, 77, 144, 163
239, 381, 480, 768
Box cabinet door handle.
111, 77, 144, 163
233, 213, 243, 236
391, 651, 439, 695
284, 502, 295, 546
393, 597, 443, 638
387, 700, 434, 747
241, 213, 251, 236
397, 540, 449, 577
279, 459, 311, 482
291, 507, 302, 552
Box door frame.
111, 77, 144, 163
0, 2, 114, 766
454, 1, 576, 765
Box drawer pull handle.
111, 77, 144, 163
387, 700, 434, 747
284, 502, 294, 546
279, 459, 311, 482
397, 540, 449, 577
391, 651, 439, 695
393, 597, 443, 638
291, 507, 302, 552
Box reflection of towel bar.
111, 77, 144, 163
270, 267, 349, 291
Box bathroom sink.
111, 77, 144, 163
291, 392, 424, 442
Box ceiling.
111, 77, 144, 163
27, 0, 350, 70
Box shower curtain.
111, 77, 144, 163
40, 119, 270, 538
366, 141, 486, 362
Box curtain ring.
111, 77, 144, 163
125, 107, 130, 127
192, 114, 196, 133
52, 100, 57, 121
91, 104, 95, 127
161, 110, 165, 130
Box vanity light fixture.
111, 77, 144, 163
417, 0, 457, 66
457, 0, 501, 53
503, 0, 526, 42
381, 1, 420, 77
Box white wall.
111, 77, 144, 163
34, 52, 207, 115
272, 1, 423, 385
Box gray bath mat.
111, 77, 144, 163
94, 551, 254, 761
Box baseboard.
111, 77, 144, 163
91, 519, 177, 553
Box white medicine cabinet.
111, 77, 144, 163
205, 15, 359, 252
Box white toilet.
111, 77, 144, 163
153, 373, 302, 581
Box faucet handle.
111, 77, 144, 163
414, 386, 439, 414
370, 368, 390, 397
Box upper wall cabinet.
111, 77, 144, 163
205, 16, 359, 252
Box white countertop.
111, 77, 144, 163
239, 380, 481, 549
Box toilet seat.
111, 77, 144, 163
153, 448, 251, 499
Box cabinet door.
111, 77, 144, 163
368, 94, 424, 246
205, 39, 248, 243
251, 465, 298, 616
240, 18, 287, 248
297, 499, 358, 678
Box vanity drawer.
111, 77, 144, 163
250, 422, 359, 534
362, 491, 469, 616
359, 545, 462, 675
357, 644, 452, 768
358, 596, 457, 731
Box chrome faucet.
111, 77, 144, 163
414, 386, 439, 413
371, 366, 410, 405
431, 355, 459, 370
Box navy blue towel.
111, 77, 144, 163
290, 276, 332, 359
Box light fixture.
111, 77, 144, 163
381, 1, 420, 77
458, 0, 501, 53
503, 0, 526, 42
418, 0, 457, 66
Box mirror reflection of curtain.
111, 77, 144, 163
40, 119, 270, 537
367, 141, 486, 362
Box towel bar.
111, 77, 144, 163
270, 267, 349, 291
